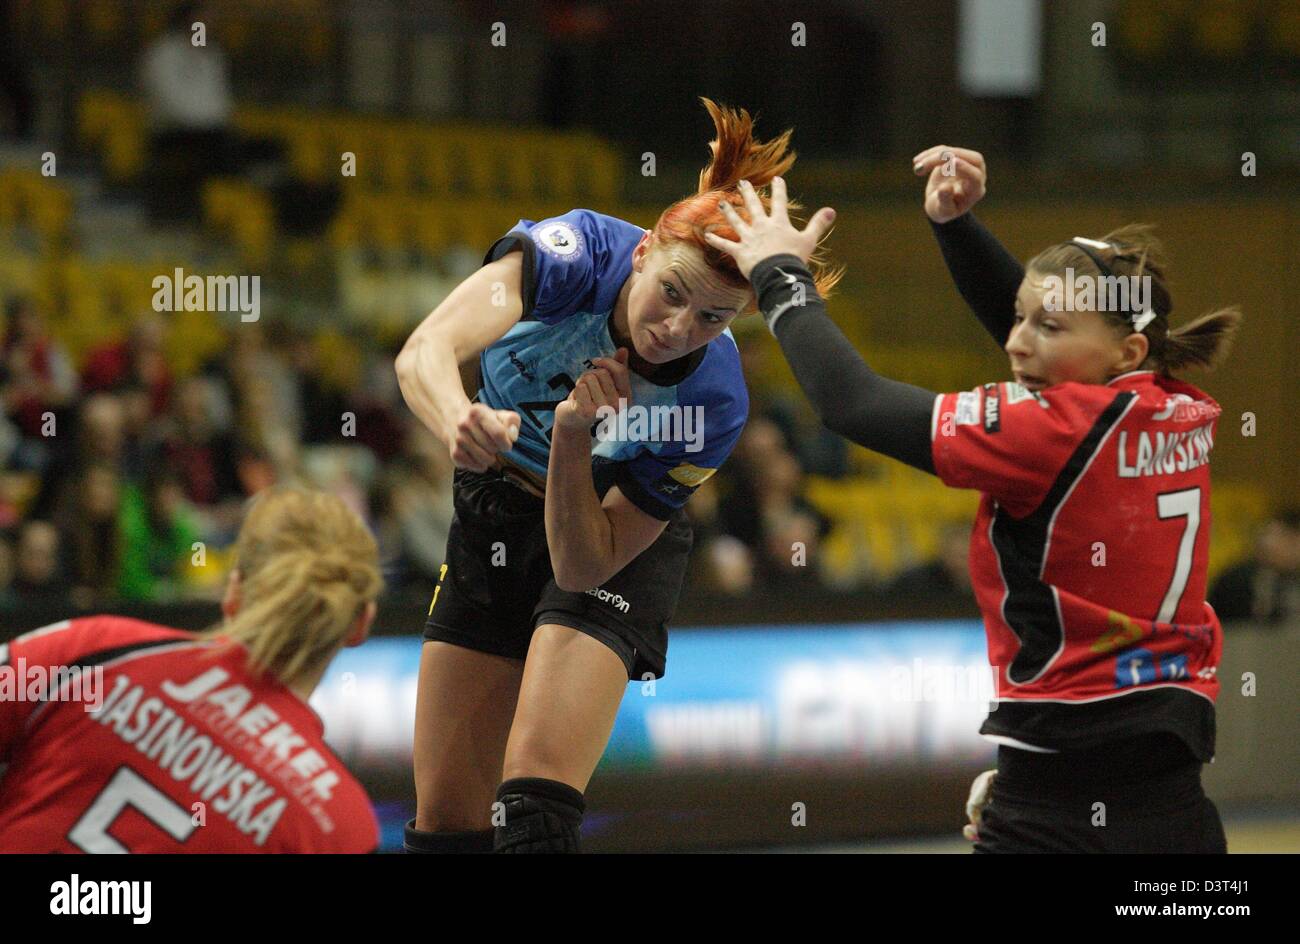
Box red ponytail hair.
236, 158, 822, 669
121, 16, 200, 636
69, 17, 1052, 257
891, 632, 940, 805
651, 98, 843, 309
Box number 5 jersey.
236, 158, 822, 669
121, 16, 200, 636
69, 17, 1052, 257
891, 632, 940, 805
0, 616, 378, 853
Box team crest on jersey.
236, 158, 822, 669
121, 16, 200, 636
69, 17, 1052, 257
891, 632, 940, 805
534, 222, 584, 260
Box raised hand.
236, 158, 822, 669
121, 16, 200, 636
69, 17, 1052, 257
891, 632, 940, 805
703, 177, 836, 280
912, 145, 987, 224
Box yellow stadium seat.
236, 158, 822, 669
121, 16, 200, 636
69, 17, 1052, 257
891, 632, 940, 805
377, 129, 415, 192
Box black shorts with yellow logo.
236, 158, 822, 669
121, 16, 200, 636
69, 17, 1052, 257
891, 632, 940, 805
423, 468, 693, 679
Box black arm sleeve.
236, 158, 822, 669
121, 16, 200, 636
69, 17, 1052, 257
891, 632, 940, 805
753, 255, 937, 475
929, 212, 1024, 347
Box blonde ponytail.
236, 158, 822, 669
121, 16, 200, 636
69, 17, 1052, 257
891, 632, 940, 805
205, 487, 383, 686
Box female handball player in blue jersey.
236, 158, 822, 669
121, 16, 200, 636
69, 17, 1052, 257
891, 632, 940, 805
705, 147, 1239, 853
396, 100, 840, 853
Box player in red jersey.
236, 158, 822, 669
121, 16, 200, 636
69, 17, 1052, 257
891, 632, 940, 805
0, 486, 383, 853
704, 148, 1241, 853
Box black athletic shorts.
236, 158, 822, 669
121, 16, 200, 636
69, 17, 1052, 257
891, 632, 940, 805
974, 734, 1227, 854
423, 467, 693, 679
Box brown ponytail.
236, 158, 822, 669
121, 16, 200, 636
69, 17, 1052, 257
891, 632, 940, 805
203, 486, 383, 686
653, 98, 843, 306
1027, 223, 1242, 375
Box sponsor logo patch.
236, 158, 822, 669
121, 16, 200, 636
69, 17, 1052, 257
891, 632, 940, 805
667, 463, 717, 487
1004, 382, 1048, 407
954, 391, 981, 426
982, 383, 1001, 433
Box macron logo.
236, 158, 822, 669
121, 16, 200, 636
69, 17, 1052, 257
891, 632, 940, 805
586, 587, 631, 614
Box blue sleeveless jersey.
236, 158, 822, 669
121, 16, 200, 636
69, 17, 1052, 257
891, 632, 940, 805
477, 209, 749, 520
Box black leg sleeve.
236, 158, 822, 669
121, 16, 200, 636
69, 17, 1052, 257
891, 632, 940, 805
929, 212, 1024, 347
752, 255, 937, 475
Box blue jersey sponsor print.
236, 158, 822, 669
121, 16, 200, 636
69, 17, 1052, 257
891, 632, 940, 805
476, 209, 748, 520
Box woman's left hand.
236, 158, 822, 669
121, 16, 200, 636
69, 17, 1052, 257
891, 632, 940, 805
554, 347, 634, 435
704, 177, 836, 281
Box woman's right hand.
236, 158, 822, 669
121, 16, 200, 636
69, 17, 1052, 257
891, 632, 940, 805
449, 402, 521, 472
912, 145, 987, 223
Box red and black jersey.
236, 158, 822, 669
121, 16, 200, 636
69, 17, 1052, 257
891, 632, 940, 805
931, 371, 1222, 759
0, 616, 378, 853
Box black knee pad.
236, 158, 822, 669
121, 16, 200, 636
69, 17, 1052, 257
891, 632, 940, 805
403, 819, 495, 854
493, 777, 585, 853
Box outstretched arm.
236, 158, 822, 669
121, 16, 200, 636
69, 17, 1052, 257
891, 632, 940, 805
706, 179, 938, 475
912, 146, 1023, 347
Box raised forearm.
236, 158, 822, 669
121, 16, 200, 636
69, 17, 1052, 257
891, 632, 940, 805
753, 254, 937, 474
930, 213, 1024, 346
545, 422, 616, 591
395, 333, 472, 445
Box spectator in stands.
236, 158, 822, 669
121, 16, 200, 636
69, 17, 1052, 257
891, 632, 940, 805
81, 313, 174, 418
57, 461, 123, 609
375, 421, 454, 591
0, 408, 17, 470
8, 519, 64, 607
1209, 509, 1300, 624
232, 373, 298, 479
736, 333, 849, 478
0, 0, 35, 141
1, 296, 78, 469
352, 340, 408, 463
889, 524, 976, 603
29, 392, 136, 521
138, 0, 234, 221
0, 530, 13, 607
712, 413, 832, 585
683, 477, 755, 596
287, 330, 348, 445
719, 416, 831, 587
155, 375, 242, 508
218, 322, 302, 445
717, 414, 784, 546
754, 447, 833, 585
0, 474, 19, 530
117, 465, 201, 602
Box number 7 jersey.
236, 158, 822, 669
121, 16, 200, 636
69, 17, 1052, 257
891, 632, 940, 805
931, 371, 1223, 759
